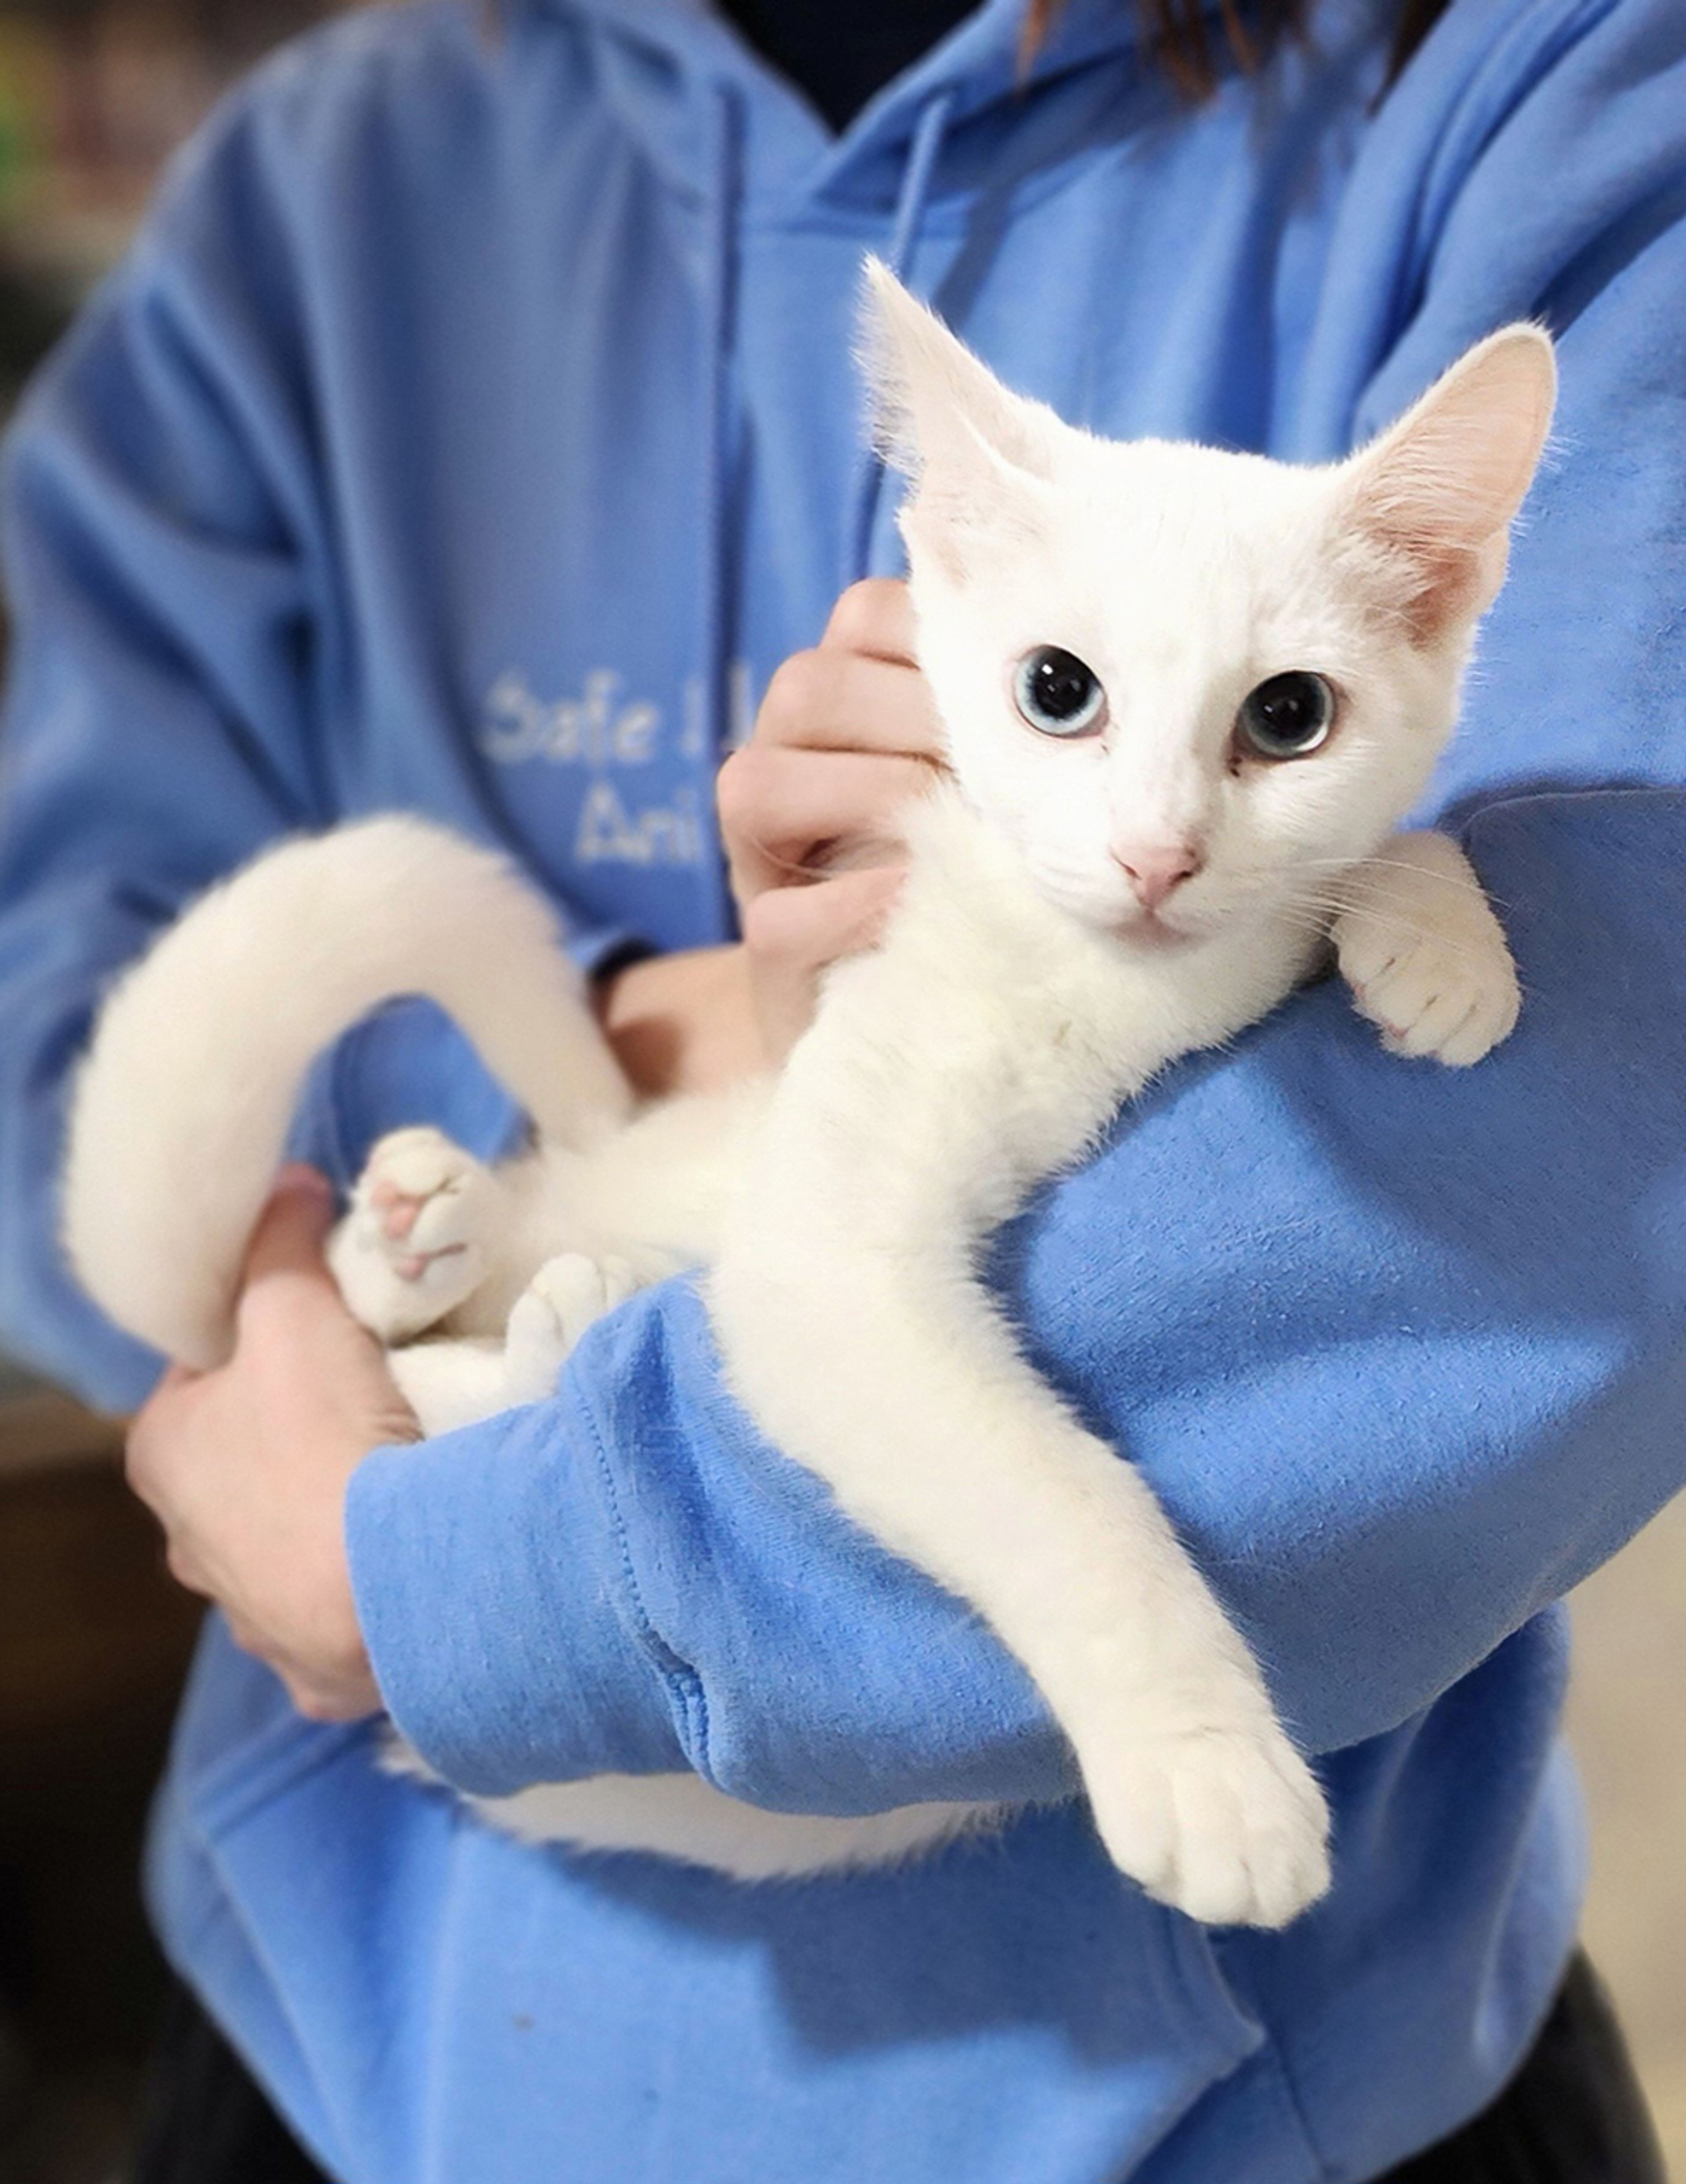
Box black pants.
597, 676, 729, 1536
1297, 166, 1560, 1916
132, 1955, 1665, 2184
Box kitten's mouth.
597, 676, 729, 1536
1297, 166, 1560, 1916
1114, 910, 1203, 951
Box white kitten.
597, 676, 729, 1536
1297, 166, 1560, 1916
62, 267, 1553, 1922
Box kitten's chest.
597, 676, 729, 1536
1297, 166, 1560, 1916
793, 815, 1313, 1227
795, 908, 1184, 1227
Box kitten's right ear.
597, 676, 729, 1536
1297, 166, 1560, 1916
860, 260, 1059, 574
1341, 325, 1557, 645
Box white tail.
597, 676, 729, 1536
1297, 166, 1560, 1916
63, 816, 632, 1369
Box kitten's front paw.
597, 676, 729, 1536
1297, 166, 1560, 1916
330, 1126, 499, 1341
500, 1252, 641, 1405
1334, 833, 1519, 1068
1087, 1719, 1330, 1930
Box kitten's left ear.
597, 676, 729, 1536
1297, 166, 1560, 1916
860, 258, 1059, 480
1341, 325, 1557, 644
859, 260, 1060, 574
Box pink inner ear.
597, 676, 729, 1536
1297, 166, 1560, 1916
1340, 324, 1556, 647
900, 451, 1052, 590
1345, 473, 1520, 647
1389, 535, 1491, 646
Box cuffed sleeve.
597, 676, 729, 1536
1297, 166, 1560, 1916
348, 1289, 1074, 1807
346, 1404, 689, 1794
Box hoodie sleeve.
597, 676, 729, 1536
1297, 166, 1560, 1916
347, 0, 1686, 1805
0, 93, 619, 1412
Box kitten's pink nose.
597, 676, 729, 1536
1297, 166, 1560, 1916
1112, 839, 1205, 911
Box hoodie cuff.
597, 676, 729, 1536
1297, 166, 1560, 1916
345, 1403, 689, 1797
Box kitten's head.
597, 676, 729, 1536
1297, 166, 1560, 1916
863, 261, 1555, 942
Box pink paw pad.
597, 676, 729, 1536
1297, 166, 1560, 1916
368, 1176, 425, 1242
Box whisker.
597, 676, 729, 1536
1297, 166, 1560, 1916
1299, 876, 1491, 921
1297, 899, 1509, 970
1293, 855, 1504, 909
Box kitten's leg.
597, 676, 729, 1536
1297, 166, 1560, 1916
499, 1252, 641, 1404
714, 1245, 1330, 1929
1333, 830, 1520, 1067
329, 1126, 504, 1342
388, 1337, 513, 1437
385, 1253, 640, 1436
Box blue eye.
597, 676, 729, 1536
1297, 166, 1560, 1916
1236, 672, 1336, 760
1012, 647, 1107, 738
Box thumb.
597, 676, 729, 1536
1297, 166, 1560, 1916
241, 1164, 338, 1289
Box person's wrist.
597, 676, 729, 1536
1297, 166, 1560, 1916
253, 1449, 382, 1718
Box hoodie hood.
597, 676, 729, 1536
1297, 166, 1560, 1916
542, 0, 1159, 214
516, 0, 1179, 855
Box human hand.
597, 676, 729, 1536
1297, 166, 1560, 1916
715, 578, 945, 1060
125, 1165, 417, 1721
594, 944, 764, 1099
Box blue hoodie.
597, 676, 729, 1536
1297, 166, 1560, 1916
2, 0, 1686, 2177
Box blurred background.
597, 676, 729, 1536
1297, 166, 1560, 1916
0, 6, 324, 2178
0, 0, 1678, 2175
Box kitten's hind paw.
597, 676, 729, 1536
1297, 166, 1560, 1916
500, 1252, 641, 1405
1087, 1721, 1331, 1930
330, 1126, 498, 1341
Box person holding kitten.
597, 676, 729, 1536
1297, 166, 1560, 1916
0, 2, 1682, 2180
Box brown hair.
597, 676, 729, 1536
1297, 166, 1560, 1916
1021, 0, 1455, 99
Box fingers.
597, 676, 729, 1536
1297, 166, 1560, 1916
723, 640, 941, 909
751, 645, 944, 760
820, 577, 919, 663
220, 1610, 375, 1722
165, 1538, 211, 1596
719, 744, 932, 900
741, 862, 905, 981
725, 581, 936, 1056
741, 863, 906, 1060
243, 1164, 336, 1282
126, 1392, 210, 1599
124, 1370, 189, 1505
235, 1166, 345, 1343
280, 1678, 375, 1725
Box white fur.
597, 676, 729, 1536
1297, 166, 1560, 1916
61, 271, 1554, 1919
393, 1749, 1012, 1882
64, 821, 631, 1371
